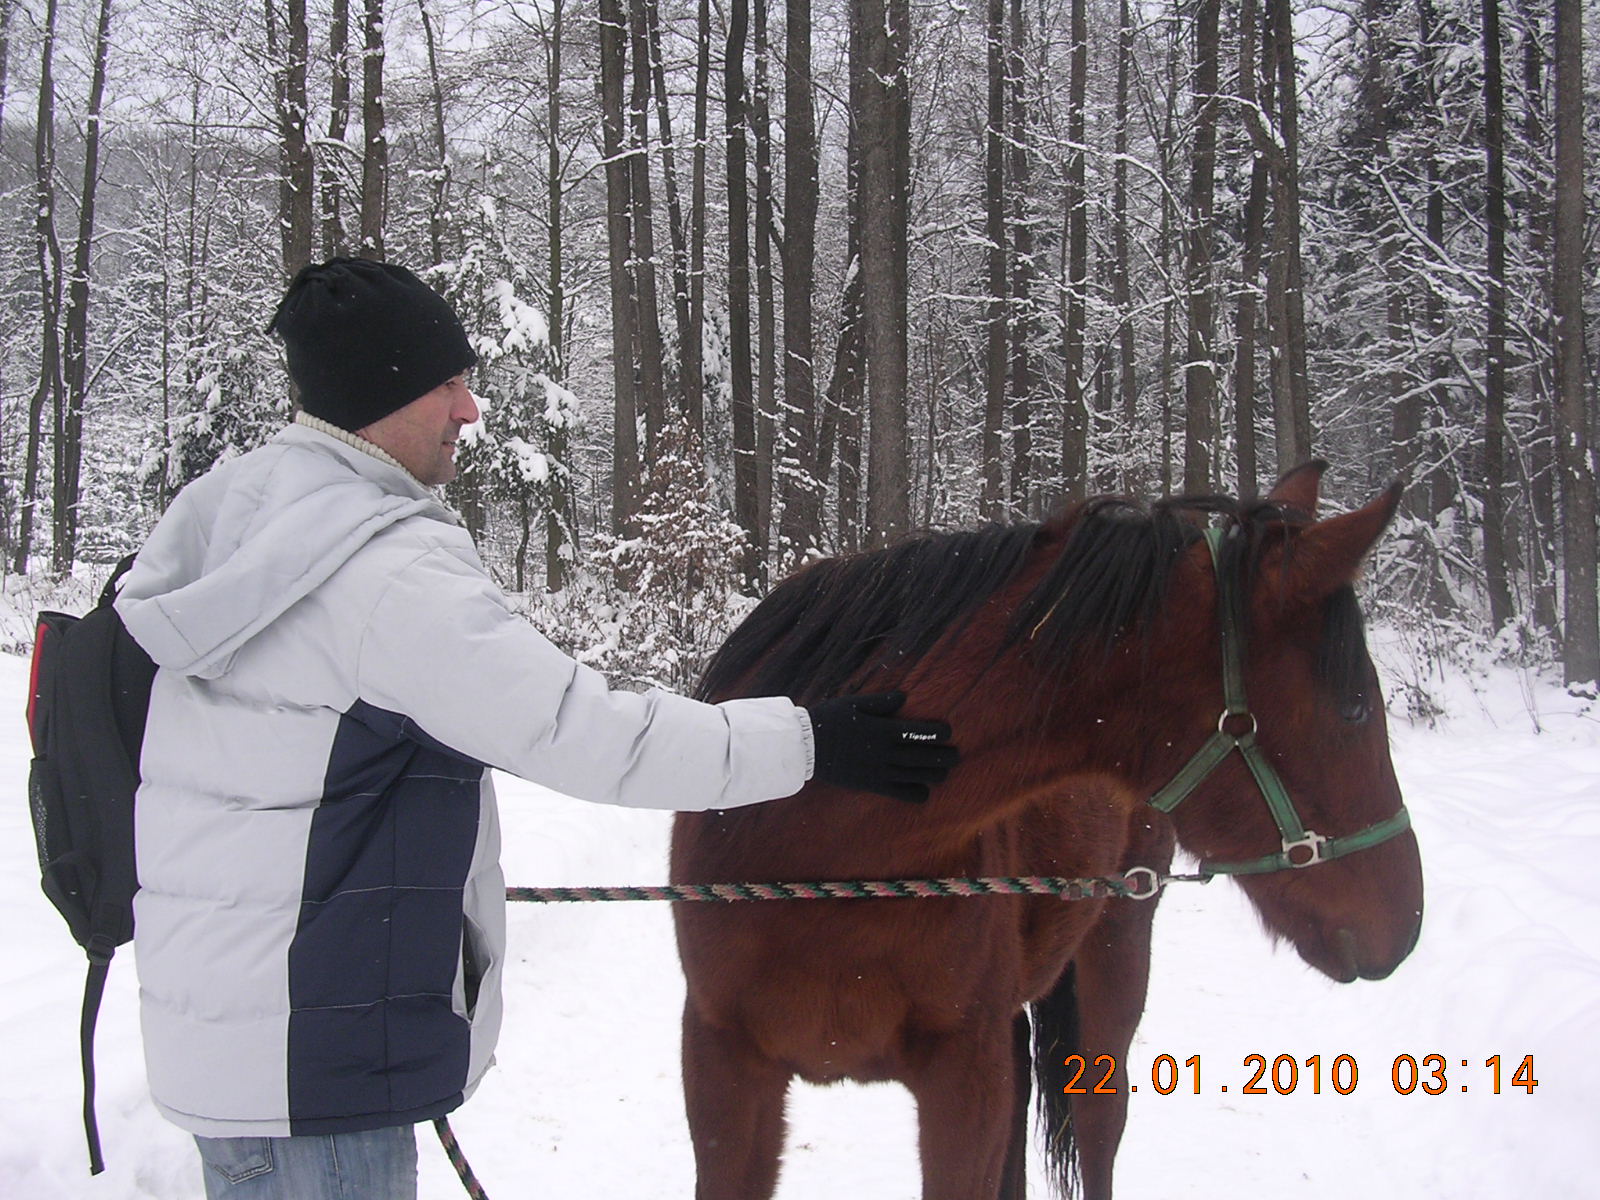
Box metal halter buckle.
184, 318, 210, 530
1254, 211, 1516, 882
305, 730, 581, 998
1122, 867, 1162, 900
1282, 831, 1329, 868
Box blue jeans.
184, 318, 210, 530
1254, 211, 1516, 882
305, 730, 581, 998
195, 1125, 418, 1200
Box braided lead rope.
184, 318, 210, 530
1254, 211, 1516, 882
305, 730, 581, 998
505, 870, 1171, 905
457, 868, 1201, 1200
434, 1117, 490, 1200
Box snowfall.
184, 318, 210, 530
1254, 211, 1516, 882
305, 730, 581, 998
2, 578, 1596, 1199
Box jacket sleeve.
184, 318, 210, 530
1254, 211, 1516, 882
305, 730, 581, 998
354, 544, 814, 810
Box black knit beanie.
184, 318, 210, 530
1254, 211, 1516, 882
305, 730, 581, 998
268, 258, 478, 431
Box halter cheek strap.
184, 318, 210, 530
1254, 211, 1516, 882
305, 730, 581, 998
1145, 526, 1412, 877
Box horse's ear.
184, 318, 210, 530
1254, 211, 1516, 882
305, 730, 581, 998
1277, 482, 1404, 601
1266, 459, 1329, 519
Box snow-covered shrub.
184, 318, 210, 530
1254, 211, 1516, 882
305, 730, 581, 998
163, 337, 286, 494
1362, 495, 1561, 725
430, 190, 579, 590
522, 425, 755, 694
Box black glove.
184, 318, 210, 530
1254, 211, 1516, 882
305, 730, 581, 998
806, 691, 959, 803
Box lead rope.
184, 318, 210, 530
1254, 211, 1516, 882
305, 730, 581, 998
504, 870, 1182, 904
432, 870, 1182, 1200
435, 1117, 490, 1200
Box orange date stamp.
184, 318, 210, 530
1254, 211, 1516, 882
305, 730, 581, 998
1061, 1053, 1539, 1096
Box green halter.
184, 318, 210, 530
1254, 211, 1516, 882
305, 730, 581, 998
1145, 526, 1412, 877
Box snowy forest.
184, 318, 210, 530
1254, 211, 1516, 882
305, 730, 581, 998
0, 0, 1596, 692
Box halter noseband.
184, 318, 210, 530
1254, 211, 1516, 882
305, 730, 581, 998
1145, 526, 1412, 877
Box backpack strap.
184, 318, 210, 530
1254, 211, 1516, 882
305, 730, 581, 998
69, 553, 148, 1175
97, 553, 137, 609
80, 960, 110, 1175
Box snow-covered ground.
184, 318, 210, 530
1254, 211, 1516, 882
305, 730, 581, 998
2, 629, 1596, 1199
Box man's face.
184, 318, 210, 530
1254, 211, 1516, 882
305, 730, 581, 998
357, 373, 480, 485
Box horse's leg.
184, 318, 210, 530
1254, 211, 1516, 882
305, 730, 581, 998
904, 1015, 1017, 1200
999, 1011, 1032, 1200
682, 1004, 791, 1200
1068, 895, 1160, 1200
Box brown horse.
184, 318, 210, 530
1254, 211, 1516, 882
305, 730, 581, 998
670, 463, 1423, 1200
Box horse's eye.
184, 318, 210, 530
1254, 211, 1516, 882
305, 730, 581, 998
1338, 695, 1371, 724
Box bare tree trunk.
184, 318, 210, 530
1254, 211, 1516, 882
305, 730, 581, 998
1093, 340, 1112, 493
169, 77, 202, 508
1233, 0, 1265, 498
857, 0, 910, 546
980, 0, 1007, 520
628, 0, 668, 454
923, 314, 940, 526
727, 0, 760, 584
1392, 7, 1427, 518
322, 0, 350, 257
1006, 0, 1034, 516
1520, 6, 1559, 631
1481, 0, 1514, 628
836, 14, 866, 553
1356, 0, 1412, 517
157, 201, 172, 515
644, 0, 691, 401
358, 0, 387, 258
1267, 0, 1312, 466
1184, 0, 1220, 493
777, 0, 821, 556
0, 0, 13, 556
1157, 25, 1181, 496
891, 0, 911, 529
16, 0, 62, 575
752, 0, 776, 565
266, 0, 313, 277
417, 0, 449, 266
54, 0, 115, 572
544, 0, 572, 589
818, 82, 864, 549
835, 294, 864, 553
1410, 0, 1453, 530
0, 0, 11, 153
1553, 0, 1597, 682
685, 0, 710, 438
514, 491, 531, 592
1060, 0, 1088, 503
1113, 0, 1138, 496
812, 256, 854, 520
600, 0, 640, 533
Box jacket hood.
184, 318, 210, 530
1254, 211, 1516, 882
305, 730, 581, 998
117, 424, 456, 679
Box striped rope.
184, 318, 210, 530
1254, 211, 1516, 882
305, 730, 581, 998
506, 874, 1142, 904
455, 870, 1174, 1199
434, 1117, 490, 1200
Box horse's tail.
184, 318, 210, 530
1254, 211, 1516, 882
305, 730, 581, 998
1029, 962, 1083, 1198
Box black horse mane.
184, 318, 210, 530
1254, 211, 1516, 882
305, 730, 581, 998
698, 493, 1316, 705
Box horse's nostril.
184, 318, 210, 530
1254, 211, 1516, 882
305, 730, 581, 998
1338, 927, 1359, 965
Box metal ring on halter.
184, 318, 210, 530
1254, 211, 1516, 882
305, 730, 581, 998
1122, 866, 1162, 901
1217, 708, 1259, 736
1281, 831, 1329, 868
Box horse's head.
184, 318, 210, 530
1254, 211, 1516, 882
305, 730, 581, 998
1155, 464, 1422, 983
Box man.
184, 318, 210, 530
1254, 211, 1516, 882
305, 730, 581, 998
115, 259, 958, 1198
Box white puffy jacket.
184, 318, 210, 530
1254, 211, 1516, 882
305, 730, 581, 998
116, 420, 812, 1137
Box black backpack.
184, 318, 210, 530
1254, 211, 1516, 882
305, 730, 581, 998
25, 554, 156, 1175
